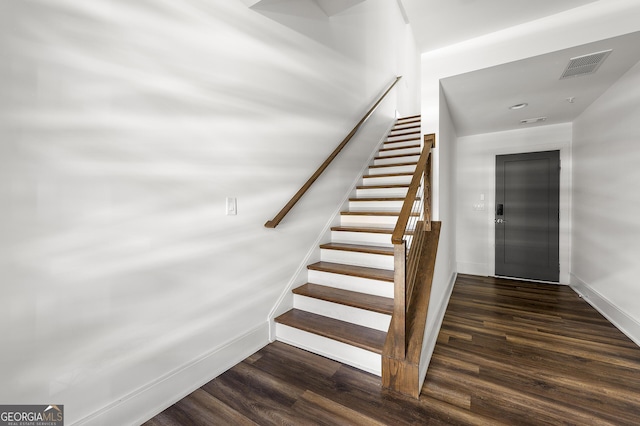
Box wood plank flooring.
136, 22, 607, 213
144, 274, 640, 425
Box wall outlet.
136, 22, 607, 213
226, 197, 237, 215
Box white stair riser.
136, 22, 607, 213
378, 147, 421, 157
368, 164, 416, 175
362, 175, 412, 186
331, 230, 394, 247
393, 123, 420, 131
395, 122, 420, 128
383, 140, 420, 149
388, 133, 419, 141
340, 214, 399, 227
385, 131, 420, 143
350, 199, 420, 212
275, 324, 381, 376
348, 201, 403, 211
389, 126, 419, 134
320, 248, 394, 270
356, 187, 408, 198
307, 269, 393, 298
293, 295, 391, 332
374, 155, 420, 166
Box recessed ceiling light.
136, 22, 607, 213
509, 103, 528, 110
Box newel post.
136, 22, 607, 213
392, 242, 407, 360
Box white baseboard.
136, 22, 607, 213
72, 323, 269, 426
570, 273, 640, 348
418, 270, 457, 390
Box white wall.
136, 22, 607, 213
0, 1, 419, 424
571, 60, 640, 345
418, 85, 457, 388
456, 124, 572, 284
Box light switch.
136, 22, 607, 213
226, 197, 237, 215
480, 193, 485, 201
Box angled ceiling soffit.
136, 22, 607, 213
249, 0, 366, 19
315, 0, 367, 17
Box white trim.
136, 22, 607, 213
418, 271, 457, 390
570, 273, 640, 348
492, 274, 566, 286
72, 323, 269, 426
267, 120, 396, 339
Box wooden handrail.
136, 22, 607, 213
265, 76, 402, 228
391, 134, 435, 243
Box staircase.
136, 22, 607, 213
274, 115, 422, 376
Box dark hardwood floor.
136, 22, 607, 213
144, 274, 640, 425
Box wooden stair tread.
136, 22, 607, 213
341, 210, 418, 216
307, 261, 394, 282
379, 144, 421, 152
384, 137, 420, 145
390, 128, 420, 135
275, 309, 386, 354
349, 196, 419, 202
319, 242, 394, 256
356, 184, 409, 189
293, 283, 393, 315
362, 172, 413, 178
374, 153, 420, 161
391, 123, 420, 129
389, 131, 420, 137
369, 162, 418, 169
395, 120, 420, 126
398, 114, 420, 120
331, 225, 414, 235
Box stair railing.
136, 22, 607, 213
387, 134, 434, 360
380, 133, 437, 399
265, 76, 402, 228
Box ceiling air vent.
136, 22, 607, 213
520, 117, 547, 125
560, 49, 612, 79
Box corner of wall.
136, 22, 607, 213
570, 274, 640, 348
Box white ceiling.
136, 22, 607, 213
399, 0, 601, 53
399, 0, 640, 136
441, 32, 640, 136
245, 0, 640, 137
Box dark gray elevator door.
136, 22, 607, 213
495, 150, 560, 282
